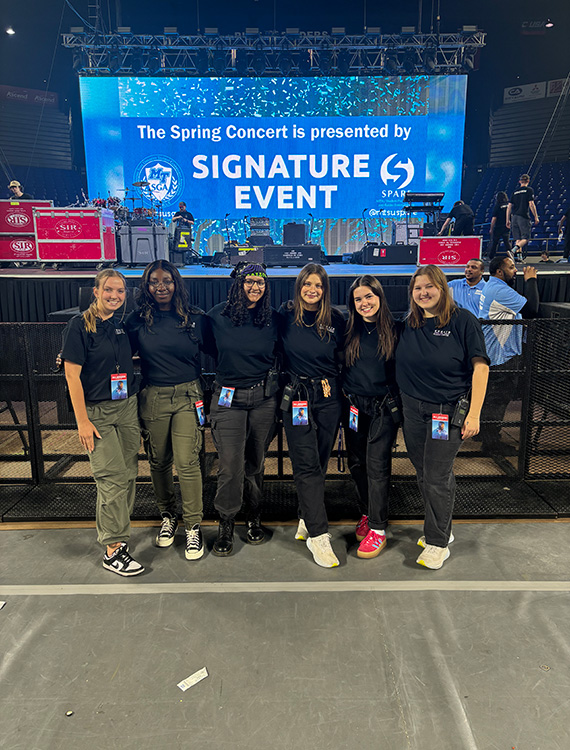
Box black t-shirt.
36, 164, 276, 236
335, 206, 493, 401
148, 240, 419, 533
449, 203, 474, 221
510, 186, 535, 219
61, 313, 136, 403
342, 326, 397, 397
125, 308, 205, 387
563, 206, 570, 235
278, 304, 345, 379
173, 209, 194, 226
492, 202, 508, 232
11, 192, 33, 200
206, 303, 279, 387
395, 307, 489, 404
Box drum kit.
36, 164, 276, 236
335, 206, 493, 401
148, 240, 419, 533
74, 181, 165, 226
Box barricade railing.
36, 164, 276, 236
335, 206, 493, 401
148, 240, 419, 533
1, 319, 569, 485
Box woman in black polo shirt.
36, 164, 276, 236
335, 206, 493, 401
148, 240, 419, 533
342, 276, 399, 560
279, 263, 345, 568
61, 269, 144, 577
205, 263, 279, 556
126, 260, 206, 561
396, 265, 489, 569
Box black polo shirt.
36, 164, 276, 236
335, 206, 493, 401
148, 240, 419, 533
278, 304, 345, 379
510, 186, 535, 219
395, 307, 489, 404
206, 303, 279, 388
125, 308, 205, 387
342, 326, 397, 397
61, 313, 136, 403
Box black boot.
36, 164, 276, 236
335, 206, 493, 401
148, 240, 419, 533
246, 515, 265, 545
213, 518, 235, 556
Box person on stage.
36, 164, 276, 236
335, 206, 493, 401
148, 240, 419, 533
172, 201, 194, 248
342, 276, 399, 560
61, 270, 144, 577
278, 263, 346, 568
488, 191, 512, 260
8, 180, 33, 200
438, 200, 475, 237
126, 260, 206, 560
396, 265, 489, 570
205, 263, 279, 556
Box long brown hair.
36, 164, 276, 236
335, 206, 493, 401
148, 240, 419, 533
345, 276, 395, 366
289, 263, 331, 338
407, 265, 456, 328
82, 269, 127, 333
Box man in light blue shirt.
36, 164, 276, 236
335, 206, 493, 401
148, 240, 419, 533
448, 259, 486, 317
478, 256, 539, 451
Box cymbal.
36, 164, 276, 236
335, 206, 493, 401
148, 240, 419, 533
132, 180, 150, 187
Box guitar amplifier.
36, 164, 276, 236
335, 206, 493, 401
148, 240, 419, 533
264, 245, 322, 267
230, 246, 265, 266
283, 222, 306, 245
358, 243, 418, 265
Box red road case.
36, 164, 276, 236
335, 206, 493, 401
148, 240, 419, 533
418, 236, 482, 266
32, 207, 117, 263
0, 234, 37, 262
0, 199, 53, 235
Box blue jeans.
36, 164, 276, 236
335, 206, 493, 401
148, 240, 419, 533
401, 393, 463, 547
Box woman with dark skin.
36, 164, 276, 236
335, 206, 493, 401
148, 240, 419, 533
342, 275, 399, 559
279, 263, 345, 568
126, 260, 206, 560
205, 263, 279, 556
396, 265, 489, 569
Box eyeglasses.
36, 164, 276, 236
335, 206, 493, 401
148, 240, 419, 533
148, 280, 174, 289
243, 279, 266, 288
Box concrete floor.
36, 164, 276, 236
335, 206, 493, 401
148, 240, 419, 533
1, 522, 569, 750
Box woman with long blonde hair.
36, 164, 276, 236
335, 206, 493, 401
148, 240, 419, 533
395, 265, 489, 570
278, 263, 346, 568
61, 269, 144, 576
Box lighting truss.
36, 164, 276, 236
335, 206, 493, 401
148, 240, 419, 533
62, 30, 486, 76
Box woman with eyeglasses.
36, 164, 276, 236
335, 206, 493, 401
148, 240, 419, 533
278, 263, 345, 568
396, 265, 489, 570
342, 276, 399, 560
205, 263, 279, 556
126, 260, 206, 561
62, 269, 144, 576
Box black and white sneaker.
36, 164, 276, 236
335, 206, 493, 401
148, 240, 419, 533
507, 248, 515, 261
155, 514, 178, 547
102, 542, 145, 577
185, 523, 204, 560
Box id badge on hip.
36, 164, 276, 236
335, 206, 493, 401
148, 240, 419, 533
349, 406, 359, 432
292, 401, 309, 426
218, 387, 235, 408
432, 413, 449, 440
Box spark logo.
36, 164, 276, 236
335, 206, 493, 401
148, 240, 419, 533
380, 154, 415, 190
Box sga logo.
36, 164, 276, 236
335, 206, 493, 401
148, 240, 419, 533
134, 155, 184, 205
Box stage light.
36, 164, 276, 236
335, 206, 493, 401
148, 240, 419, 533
163, 27, 177, 34
401, 26, 415, 34
331, 27, 345, 35
278, 52, 293, 76
117, 26, 131, 34
462, 25, 478, 33
285, 28, 300, 35
204, 27, 218, 35
462, 49, 476, 71
245, 28, 259, 35
545, 19, 554, 28
6, 26, 15, 35
70, 26, 84, 33
366, 27, 381, 35
402, 53, 416, 74
319, 51, 332, 74
384, 54, 399, 74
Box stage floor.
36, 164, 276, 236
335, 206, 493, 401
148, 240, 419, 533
2, 258, 570, 280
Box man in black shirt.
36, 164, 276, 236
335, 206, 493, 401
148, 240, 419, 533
8, 180, 33, 200
438, 201, 475, 236
506, 174, 539, 262
172, 201, 194, 253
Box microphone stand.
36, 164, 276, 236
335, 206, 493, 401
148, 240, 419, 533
362, 208, 370, 245
307, 213, 314, 244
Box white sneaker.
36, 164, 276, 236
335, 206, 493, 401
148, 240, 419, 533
185, 523, 204, 560
416, 544, 450, 570
306, 533, 339, 568
417, 531, 454, 548
295, 518, 308, 541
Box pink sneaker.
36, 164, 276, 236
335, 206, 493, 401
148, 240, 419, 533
357, 529, 387, 559
355, 515, 370, 542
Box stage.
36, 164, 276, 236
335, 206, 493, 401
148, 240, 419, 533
1, 259, 570, 322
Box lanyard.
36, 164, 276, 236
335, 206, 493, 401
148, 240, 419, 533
101, 317, 122, 374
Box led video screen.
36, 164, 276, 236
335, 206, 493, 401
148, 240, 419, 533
80, 75, 467, 222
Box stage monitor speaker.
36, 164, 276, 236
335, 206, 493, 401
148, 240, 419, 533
264, 245, 322, 267
230, 247, 265, 266
539, 302, 570, 319
283, 222, 306, 245
359, 243, 417, 265
422, 222, 438, 236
